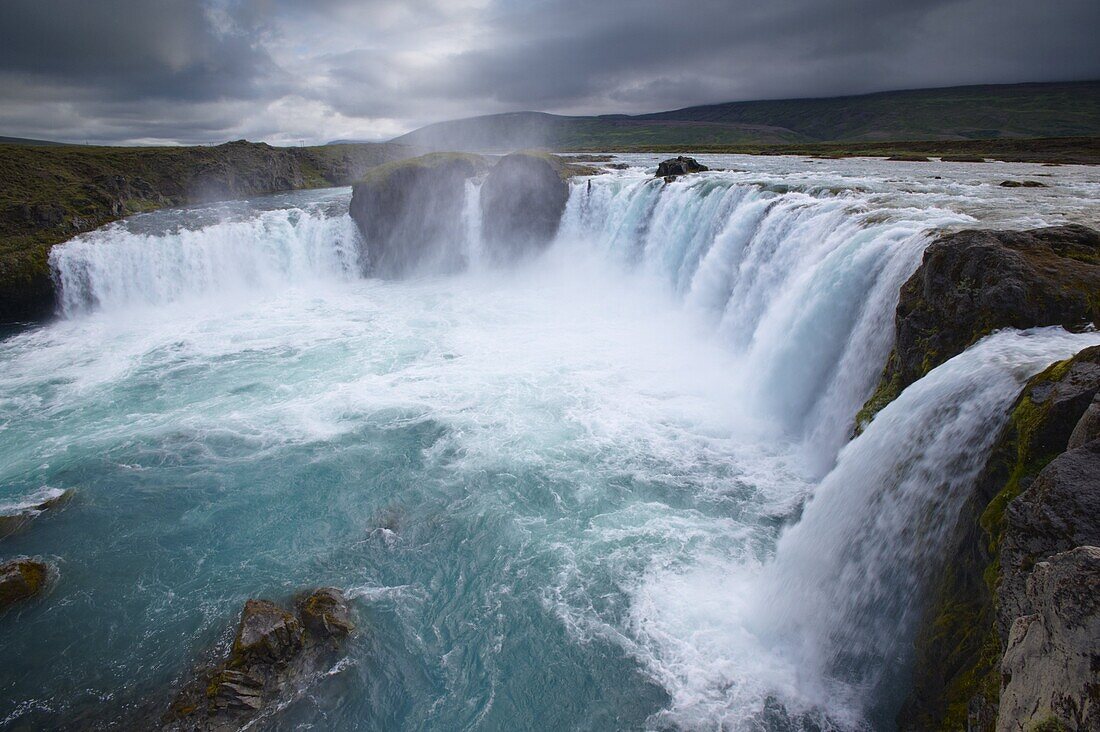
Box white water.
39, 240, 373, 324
50, 204, 362, 315
17, 157, 1100, 729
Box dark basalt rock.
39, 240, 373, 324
479, 152, 568, 263
858, 225, 1100, 429
163, 587, 355, 730
349, 153, 487, 277
655, 156, 708, 179
1001, 439, 1100, 636
999, 179, 1047, 188
0, 557, 50, 610
0, 488, 74, 540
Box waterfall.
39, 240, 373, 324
558, 176, 969, 464
50, 206, 362, 315
752, 327, 1100, 726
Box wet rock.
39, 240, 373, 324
297, 587, 356, 638
858, 225, 1100, 426
655, 156, 708, 179
997, 546, 1099, 732
1000, 439, 1100, 634
1067, 393, 1100, 449
163, 587, 355, 731
0, 487, 74, 540
349, 152, 487, 278
0, 557, 50, 610
231, 599, 303, 665
479, 152, 568, 263
999, 180, 1047, 188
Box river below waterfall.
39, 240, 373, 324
2, 155, 1099, 730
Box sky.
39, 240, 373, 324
0, 0, 1097, 146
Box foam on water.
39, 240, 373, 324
3, 157, 1098, 729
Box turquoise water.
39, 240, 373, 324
2, 158, 1098, 730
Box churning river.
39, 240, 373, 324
2, 155, 1099, 730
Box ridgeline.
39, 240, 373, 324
393, 81, 1100, 153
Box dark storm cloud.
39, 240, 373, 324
0, 0, 1097, 144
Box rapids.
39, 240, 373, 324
1, 155, 1098, 730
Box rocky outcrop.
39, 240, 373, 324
997, 546, 1099, 732
903, 346, 1100, 731
479, 152, 569, 263
0, 140, 410, 322
0, 487, 74, 540
1001, 440, 1100, 634
0, 557, 50, 610
163, 588, 355, 730
858, 225, 1100, 428
999, 180, 1046, 188
655, 156, 708, 179
349, 153, 487, 277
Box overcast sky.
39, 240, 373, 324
1, 0, 1097, 145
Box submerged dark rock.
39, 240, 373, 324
0, 557, 50, 610
479, 152, 569, 263
857, 224, 1100, 429
349, 152, 487, 277
999, 179, 1047, 188
655, 156, 708, 179
163, 587, 355, 730
0, 487, 74, 540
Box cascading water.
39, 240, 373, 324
5, 157, 1098, 730
50, 202, 362, 315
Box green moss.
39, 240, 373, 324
1026, 717, 1069, 732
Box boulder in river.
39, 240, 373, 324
655, 156, 708, 179
0, 558, 50, 611
349, 153, 488, 277
479, 152, 569, 263
163, 587, 355, 730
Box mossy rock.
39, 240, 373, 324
0, 557, 50, 610
858, 225, 1100, 428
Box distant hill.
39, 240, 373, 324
393, 81, 1100, 151
0, 136, 70, 146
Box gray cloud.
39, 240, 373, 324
0, 0, 1096, 144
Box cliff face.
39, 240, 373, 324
886, 227, 1100, 731
348, 153, 488, 277
857, 225, 1100, 430
0, 140, 410, 322
348, 151, 589, 277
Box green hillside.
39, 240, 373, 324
394, 81, 1100, 151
